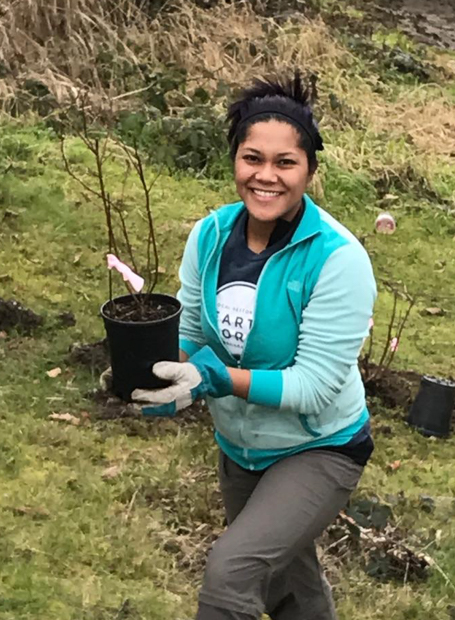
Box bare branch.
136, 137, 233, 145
60, 137, 103, 200
133, 141, 160, 293
60, 94, 162, 302
377, 288, 398, 370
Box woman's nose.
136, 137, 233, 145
254, 163, 278, 184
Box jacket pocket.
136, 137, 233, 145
286, 281, 304, 325
298, 414, 322, 438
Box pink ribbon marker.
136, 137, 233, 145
390, 337, 399, 352
107, 254, 145, 293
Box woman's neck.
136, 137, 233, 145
246, 217, 276, 254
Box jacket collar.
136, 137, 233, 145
291, 194, 322, 243
213, 195, 322, 243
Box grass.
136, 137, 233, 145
1, 2, 455, 618
2, 117, 455, 618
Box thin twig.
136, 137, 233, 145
60, 138, 103, 200
424, 553, 455, 593
377, 288, 398, 369
123, 488, 139, 522
109, 195, 138, 272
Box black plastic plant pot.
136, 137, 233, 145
407, 375, 455, 438
100, 293, 182, 402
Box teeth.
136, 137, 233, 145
252, 189, 281, 197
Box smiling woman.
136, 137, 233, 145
131, 71, 377, 620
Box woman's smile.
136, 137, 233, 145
249, 187, 285, 201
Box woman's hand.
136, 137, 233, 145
132, 346, 233, 417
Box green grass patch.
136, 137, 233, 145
1, 31, 455, 620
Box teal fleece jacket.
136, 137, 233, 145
177, 196, 377, 453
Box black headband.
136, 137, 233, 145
237, 109, 322, 152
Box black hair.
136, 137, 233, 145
227, 71, 323, 173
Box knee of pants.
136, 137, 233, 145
203, 537, 268, 596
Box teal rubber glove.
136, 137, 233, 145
131, 346, 233, 417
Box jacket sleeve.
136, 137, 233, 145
247, 242, 377, 413
177, 219, 207, 357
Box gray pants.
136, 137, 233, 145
196, 449, 364, 620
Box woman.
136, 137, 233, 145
132, 72, 377, 620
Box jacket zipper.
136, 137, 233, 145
239, 236, 308, 369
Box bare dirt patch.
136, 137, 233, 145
67, 339, 110, 374
362, 363, 422, 410
0, 298, 43, 334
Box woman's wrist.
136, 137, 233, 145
179, 349, 189, 362
227, 367, 251, 400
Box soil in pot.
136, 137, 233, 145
101, 293, 182, 402
103, 296, 177, 323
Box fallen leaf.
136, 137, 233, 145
102, 465, 122, 479
12, 505, 50, 519
434, 260, 446, 273
46, 367, 62, 378
0, 331, 7, 339
3, 209, 19, 219
388, 460, 401, 471
12, 506, 50, 519
73, 253, 82, 264
424, 307, 445, 316
48, 412, 80, 425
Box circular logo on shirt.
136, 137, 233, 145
217, 282, 256, 357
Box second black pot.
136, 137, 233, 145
407, 375, 455, 437
100, 293, 182, 402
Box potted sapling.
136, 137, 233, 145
61, 104, 182, 401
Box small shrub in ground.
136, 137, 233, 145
116, 99, 230, 177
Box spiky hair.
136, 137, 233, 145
227, 71, 323, 171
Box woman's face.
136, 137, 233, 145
234, 120, 313, 223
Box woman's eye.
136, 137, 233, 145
243, 154, 259, 162
278, 159, 296, 166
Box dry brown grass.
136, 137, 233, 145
0, 0, 347, 107
1, 0, 454, 198
378, 89, 455, 159
0, 0, 147, 107
148, 1, 347, 91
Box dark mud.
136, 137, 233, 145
89, 386, 212, 439
56, 311, 76, 327
366, 0, 455, 50
0, 298, 43, 334
67, 339, 110, 374
362, 362, 421, 410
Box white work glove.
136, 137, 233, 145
131, 346, 233, 417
